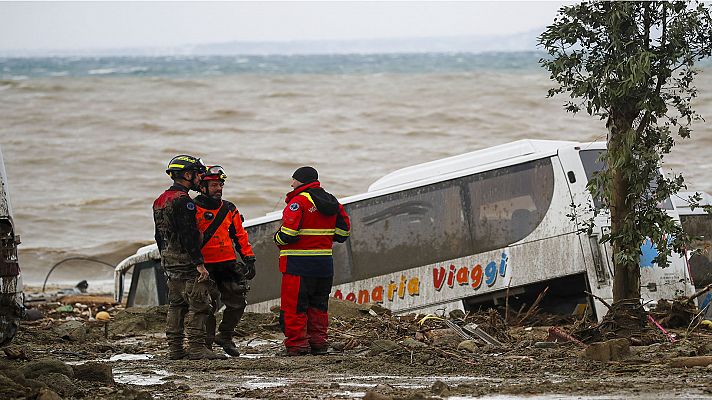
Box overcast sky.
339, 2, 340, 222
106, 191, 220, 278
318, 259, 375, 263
0, 1, 571, 51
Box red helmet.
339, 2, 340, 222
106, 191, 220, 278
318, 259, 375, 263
201, 165, 227, 182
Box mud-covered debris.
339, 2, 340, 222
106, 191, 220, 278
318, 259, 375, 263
35, 373, 77, 397
369, 339, 400, 356
110, 306, 167, 335
427, 328, 461, 347
652, 299, 698, 328
575, 299, 664, 344
329, 298, 383, 319
534, 341, 562, 349
583, 338, 630, 362
36, 388, 61, 400
0, 369, 33, 399
73, 361, 114, 383
22, 358, 74, 379
402, 337, 427, 349
55, 320, 87, 342
457, 340, 478, 353
3, 345, 29, 360
58, 294, 117, 306
25, 308, 43, 321
363, 391, 393, 400
431, 380, 450, 396
669, 355, 712, 368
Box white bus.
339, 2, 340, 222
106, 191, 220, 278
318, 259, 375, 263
115, 140, 700, 321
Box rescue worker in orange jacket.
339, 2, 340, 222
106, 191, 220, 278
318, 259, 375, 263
274, 166, 350, 356
154, 155, 226, 360
194, 165, 256, 357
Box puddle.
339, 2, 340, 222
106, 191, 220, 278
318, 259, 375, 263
66, 353, 154, 365
237, 338, 280, 358
114, 368, 172, 386
240, 376, 291, 389
228, 374, 496, 392
331, 390, 367, 398
239, 353, 273, 359
109, 353, 154, 361
115, 333, 165, 345
240, 338, 281, 347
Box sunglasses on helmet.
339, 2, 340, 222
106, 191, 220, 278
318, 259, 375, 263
207, 165, 225, 175
204, 165, 227, 181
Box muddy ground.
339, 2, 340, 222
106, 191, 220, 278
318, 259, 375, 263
3, 292, 712, 400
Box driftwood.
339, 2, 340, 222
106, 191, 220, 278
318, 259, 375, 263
584, 291, 612, 310
517, 287, 549, 325
686, 283, 712, 304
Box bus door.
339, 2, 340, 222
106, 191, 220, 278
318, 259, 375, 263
562, 146, 694, 310
557, 146, 613, 321
638, 200, 695, 303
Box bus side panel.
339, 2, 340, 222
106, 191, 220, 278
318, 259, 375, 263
244, 221, 282, 305
326, 233, 588, 314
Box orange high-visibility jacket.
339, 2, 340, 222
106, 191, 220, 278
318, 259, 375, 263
194, 195, 254, 264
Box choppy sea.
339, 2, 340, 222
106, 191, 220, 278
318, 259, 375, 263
1, 52, 710, 287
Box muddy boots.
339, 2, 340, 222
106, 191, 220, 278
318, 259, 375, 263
187, 345, 227, 360
214, 332, 240, 357
168, 343, 188, 360
166, 300, 188, 360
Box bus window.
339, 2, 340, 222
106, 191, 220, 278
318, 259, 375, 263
467, 158, 554, 252
129, 262, 160, 306
348, 181, 471, 280
579, 149, 672, 210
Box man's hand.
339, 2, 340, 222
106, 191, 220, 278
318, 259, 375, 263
242, 256, 256, 280
196, 264, 209, 282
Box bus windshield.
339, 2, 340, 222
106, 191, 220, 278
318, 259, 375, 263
579, 149, 672, 210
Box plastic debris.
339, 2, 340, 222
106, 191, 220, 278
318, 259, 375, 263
647, 314, 676, 343
547, 326, 584, 346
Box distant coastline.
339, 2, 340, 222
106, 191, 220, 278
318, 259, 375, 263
0, 29, 544, 58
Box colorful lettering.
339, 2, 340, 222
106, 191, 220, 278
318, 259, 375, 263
456, 267, 469, 286
447, 264, 456, 288
471, 264, 483, 289
387, 281, 397, 301
433, 267, 446, 291
407, 277, 420, 296
485, 261, 497, 286
499, 253, 508, 277
372, 286, 384, 303
358, 290, 370, 304
398, 275, 406, 299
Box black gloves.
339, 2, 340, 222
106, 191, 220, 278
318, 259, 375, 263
241, 256, 256, 280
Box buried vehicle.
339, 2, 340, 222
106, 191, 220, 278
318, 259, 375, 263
673, 191, 712, 318
115, 140, 705, 321
0, 145, 23, 346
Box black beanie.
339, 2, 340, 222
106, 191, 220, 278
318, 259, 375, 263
292, 166, 318, 184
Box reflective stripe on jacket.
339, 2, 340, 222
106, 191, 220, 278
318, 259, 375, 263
274, 181, 350, 277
